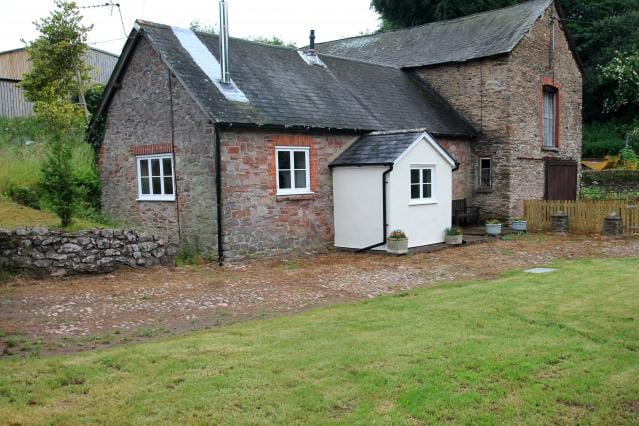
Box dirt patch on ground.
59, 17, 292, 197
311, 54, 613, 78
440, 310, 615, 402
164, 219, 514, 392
1, 234, 637, 355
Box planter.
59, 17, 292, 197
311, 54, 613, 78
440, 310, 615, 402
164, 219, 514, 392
445, 234, 463, 245
387, 237, 408, 254
486, 223, 502, 236
626, 161, 638, 170
511, 220, 527, 232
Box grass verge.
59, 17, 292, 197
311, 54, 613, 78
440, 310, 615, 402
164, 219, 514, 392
0, 258, 637, 424
0, 196, 105, 231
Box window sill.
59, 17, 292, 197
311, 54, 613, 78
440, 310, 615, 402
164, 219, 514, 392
409, 199, 438, 206
542, 146, 559, 152
276, 192, 316, 202
475, 188, 492, 194
137, 197, 176, 202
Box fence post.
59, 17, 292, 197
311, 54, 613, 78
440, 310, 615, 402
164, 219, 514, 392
551, 211, 569, 233
602, 213, 623, 236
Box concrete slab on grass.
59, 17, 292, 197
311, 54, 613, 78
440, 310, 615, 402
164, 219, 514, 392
524, 267, 558, 274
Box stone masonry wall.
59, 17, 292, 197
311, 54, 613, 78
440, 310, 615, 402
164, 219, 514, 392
100, 37, 218, 255
219, 130, 357, 259
508, 4, 582, 215
438, 137, 473, 200
418, 2, 582, 218
0, 228, 175, 277
418, 56, 513, 218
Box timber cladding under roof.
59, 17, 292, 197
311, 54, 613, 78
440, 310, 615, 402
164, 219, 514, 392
315, 0, 553, 68
97, 21, 477, 137
0, 47, 118, 84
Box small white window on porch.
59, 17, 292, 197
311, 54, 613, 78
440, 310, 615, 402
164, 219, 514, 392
410, 165, 435, 204
276, 147, 311, 195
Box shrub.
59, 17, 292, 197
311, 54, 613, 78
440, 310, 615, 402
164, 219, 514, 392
40, 138, 75, 227
445, 227, 462, 236
176, 232, 204, 265
389, 229, 407, 239
620, 146, 638, 163
582, 121, 638, 158
486, 219, 501, 225
4, 182, 41, 210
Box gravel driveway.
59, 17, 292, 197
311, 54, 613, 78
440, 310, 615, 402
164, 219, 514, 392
1, 233, 637, 355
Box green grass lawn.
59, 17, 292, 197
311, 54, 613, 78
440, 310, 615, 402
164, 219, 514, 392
1, 258, 638, 424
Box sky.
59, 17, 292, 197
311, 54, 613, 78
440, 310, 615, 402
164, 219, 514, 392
1, 0, 381, 55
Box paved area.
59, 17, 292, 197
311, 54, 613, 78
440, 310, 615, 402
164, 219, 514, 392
1, 233, 637, 355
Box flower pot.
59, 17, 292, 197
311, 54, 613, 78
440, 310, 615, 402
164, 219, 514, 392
626, 161, 638, 170
511, 220, 527, 232
445, 234, 463, 245
486, 223, 502, 236
387, 237, 408, 254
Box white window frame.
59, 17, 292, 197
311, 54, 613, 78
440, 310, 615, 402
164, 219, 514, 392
479, 157, 492, 189
275, 146, 311, 195
542, 86, 558, 148
136, 154, 176, 201
409, 165, 436, 205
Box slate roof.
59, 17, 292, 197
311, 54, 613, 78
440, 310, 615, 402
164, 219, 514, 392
96, 21, 477, 137
330, 131, 456, 167
315, 0, 552, 68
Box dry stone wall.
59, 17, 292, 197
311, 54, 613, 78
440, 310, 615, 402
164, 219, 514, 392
0, 228, 175, 276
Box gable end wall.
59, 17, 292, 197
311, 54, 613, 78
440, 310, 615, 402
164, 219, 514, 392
99, 37, 218, 254
417, 1, 582, 218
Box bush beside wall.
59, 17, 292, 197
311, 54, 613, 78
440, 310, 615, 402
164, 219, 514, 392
580, 170, 639, 199
0, 228, 176, 277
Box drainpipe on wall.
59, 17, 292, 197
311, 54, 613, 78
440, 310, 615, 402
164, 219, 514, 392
357, 164, 393, 252
214, 126, 224, 265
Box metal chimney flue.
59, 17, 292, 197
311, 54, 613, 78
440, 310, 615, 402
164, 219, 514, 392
219, 0, 230, 84
309, 29, 316, 51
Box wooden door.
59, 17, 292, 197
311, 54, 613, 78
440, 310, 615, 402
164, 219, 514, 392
546, 161, 577, 200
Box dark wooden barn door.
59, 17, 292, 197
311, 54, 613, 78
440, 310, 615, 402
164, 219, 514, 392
546, 161, 578, 200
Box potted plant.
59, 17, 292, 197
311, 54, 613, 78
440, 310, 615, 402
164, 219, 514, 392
510, 217, 528, 232
445, 227, 463, 245
387, 229, 408, 254
620, 146, 638, 170
485, 219, 502, 236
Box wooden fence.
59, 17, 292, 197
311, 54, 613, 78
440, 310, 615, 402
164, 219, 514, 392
524, 199, 639, 234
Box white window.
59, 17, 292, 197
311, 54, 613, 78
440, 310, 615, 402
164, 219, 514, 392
136, 154, 175, 201
410, 166, 435, 203
479, 157, 492, 189
276, 147, 311, 195
543, 86, 558, 147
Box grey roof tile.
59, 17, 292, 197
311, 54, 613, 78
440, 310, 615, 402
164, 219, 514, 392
315, 0, 551, 68
136, 21, 477, 136
330, 131, 456, 166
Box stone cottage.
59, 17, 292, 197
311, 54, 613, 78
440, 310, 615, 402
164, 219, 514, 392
93, 0, 582, 260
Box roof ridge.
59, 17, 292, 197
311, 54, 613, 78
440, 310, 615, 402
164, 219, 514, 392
369, 128, 429, 135
316, 0, 551, 47
137, 19, 300, 52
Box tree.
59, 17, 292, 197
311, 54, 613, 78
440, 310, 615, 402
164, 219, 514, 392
20, 1, 93, 227
21, 0, 93, 123
599, 51, 639, 117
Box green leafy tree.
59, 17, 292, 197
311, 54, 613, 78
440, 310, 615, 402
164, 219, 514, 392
599, 51, 639, 116
20, 1, 93, 227
21, 0, 93, 123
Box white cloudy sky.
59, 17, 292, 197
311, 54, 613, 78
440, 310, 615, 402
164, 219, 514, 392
1, 0, 381, 55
